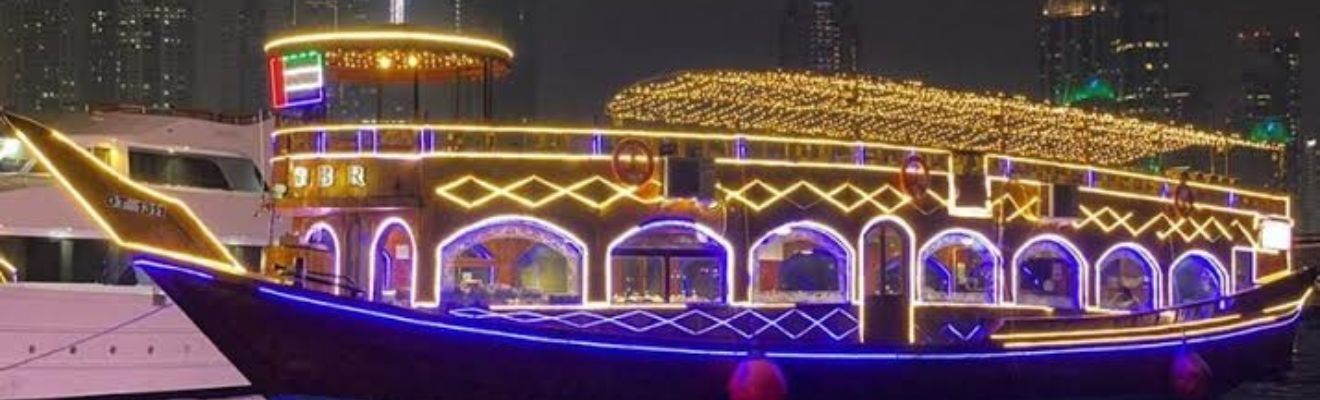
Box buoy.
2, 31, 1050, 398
728, 358, 787, 400
1170, 346, 1213, 400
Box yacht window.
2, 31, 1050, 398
129, 149, 263, 192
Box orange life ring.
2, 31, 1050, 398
611, 138, 656, 187
898, 155, 931, 199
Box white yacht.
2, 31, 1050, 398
0, 107, 282, 399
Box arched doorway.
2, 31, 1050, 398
858, 216, 915, 300
608, 220, 732, 304
750, 221, 853, 304
1012, 235, 1086, 309
1170, 251, 1227, 306
369, 217, 416, 306
437, 216, 586, 307
918, 229, 1002, 304
1095, 243, 1160, 311
301, 222, 341, 294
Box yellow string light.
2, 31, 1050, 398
607, 70, 1282, 165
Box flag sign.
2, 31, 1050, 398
269, 51, 325, 108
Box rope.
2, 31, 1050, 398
0, 302, 174, 372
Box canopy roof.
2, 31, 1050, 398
264, 26, 512, 83
607, 70, 1279, 165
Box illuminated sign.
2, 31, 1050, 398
269, 51, 325, 108
1260, 219, 1291, 251
290, 164, 366, 189
318, 165, 335, 188
292, 166, 310, 188
348, 165, 366, 187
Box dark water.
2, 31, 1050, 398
1222, 307, 1320, 400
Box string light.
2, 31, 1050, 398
607, 70, 1282, 165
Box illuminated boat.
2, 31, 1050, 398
3, 26, 1317, 399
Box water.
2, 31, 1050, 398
1222, 307, 1320, 399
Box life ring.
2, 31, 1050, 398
611, 138, 656, 187
898, 155, 931, 199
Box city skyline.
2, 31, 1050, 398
2, 0, 1315, 129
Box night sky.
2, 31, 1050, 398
515, 0, 1320, 132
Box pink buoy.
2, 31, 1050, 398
728, 358, 787, 400
1170, 346, 1213, 400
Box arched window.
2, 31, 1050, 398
302, 222, 341, 294
438, 216, 586, 307
750, 222, 853, 304
369, 218, 415, 307
1095, 244, 1160, 312
918, 229, 1001, 304
1170, 251, 1227, 306
859, 217, 914, 299
608, 220, 732, 304
1012, 235, 1086, 309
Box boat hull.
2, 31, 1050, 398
141, 260, 1310, 400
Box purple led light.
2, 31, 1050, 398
133, 259, 214, 281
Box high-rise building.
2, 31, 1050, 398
1234, 29, 1301, 145
487, 0, 540, 120
1039, 0, 1116, 109
1110, 0, 1170, 119
194, 0, 271, 115
4, 0, 84, 115
113, 0, 196, 110
5, 0, 198, 114
1232, 28, 1313, 230
1039, 0, 1176, 121
778, 0, 861, 73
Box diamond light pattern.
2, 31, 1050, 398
448, 306, 860, 341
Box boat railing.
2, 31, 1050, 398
994, 267, 1315, 337
269, 124, 1289, 216
274, 264, 366, 299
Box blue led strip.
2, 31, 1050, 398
134, 259, 1304, 361
449, 307, 859, 341
134, 259, 215, 281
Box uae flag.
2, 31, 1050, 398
269, 51, 325, 108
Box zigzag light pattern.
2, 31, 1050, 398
1075, 205, 1257, 245
435, 175, 664, 210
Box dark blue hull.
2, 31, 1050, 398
140, 259, 1311, 399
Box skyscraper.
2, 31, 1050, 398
4, 0, 198, 114
4, 0, 83, 115
1110, 0, 1170, 119
1039, 0, 1116, 109
778, 0, 861, 73
1233, 28, 1313, 230
113, 0, 196, 110
194, 0, 272, 115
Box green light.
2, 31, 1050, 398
1060, 77, 1116, 106
1248, 117, 1291, 144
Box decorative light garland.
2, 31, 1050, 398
606, 70, 1282, 165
